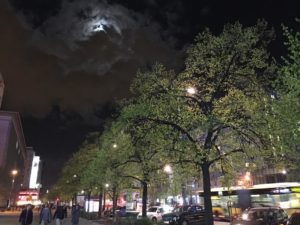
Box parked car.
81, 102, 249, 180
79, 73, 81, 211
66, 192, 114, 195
231, 207, 288, 225
162, 205, 205, 225
287, 212, 300, 225
137, 206, 166, 222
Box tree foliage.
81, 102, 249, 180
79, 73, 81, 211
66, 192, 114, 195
122, 21, 277, 225
270, 20, 300, 172
54, 133, 100, 200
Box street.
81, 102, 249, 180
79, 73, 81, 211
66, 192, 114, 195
0, 211, 230, 225
0, 211, 98, 225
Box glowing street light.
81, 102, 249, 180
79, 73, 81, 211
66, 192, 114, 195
244, 172, 251, 181
12, 170, 18, 176
105, 183, 109, 188
164, 164, 173, 174
186, 87, 196, 95
112, 143, 117, 148
282, 169, 287, 175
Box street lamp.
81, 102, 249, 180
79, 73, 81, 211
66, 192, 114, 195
9, 169, 18, 208
112, 143, 117, 148
12, 170, 18, 176
186, 87, 196, 95
164, 164, 173, 174
103, 184, 110, 212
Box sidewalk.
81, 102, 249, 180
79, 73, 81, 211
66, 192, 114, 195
62, 217, 101, 225
62, 217, 113, 225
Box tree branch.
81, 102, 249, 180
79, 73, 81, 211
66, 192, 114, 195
122, 175, 143, 183
209, 148, 244, 165
135, 117, 197, 143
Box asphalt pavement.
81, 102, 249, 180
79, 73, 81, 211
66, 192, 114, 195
0, 211, 230, 225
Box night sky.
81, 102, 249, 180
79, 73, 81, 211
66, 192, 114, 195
0, 0, 299, 189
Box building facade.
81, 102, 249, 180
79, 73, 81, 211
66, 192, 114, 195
0, 74, 42, 207
0, 111, 27, 207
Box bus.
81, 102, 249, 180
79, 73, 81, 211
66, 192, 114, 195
198, 182, 300, 218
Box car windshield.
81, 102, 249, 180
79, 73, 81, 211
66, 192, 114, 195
148, 207, 158, 212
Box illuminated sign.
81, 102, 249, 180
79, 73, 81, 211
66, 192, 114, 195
17, 189, 41, 206
29, 156, 40, 188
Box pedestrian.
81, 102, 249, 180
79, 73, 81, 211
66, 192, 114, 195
63, 203, 68, 218
71, 204, 81, 225
53, 201, 65, 225
19, 204, 33, 225
39, 203, 52, 225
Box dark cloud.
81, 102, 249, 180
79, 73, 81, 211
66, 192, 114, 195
0, 0, 181, 119
10, 0, 181, 77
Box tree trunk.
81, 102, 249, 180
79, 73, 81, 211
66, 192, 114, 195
87, 191, 91, 212
98, 191, 103, 218
201, 162, 213, 225
142, 181, 148, 217
103, 191, 106, 212
112, 186, 117, 216
73, 193, 77, 205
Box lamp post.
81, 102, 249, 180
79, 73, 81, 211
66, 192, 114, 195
164, 164, 173, 188
72, 174, 77, 205
8, 170, 18, 208
164, 164, 174, 205
103, 184, 109, 212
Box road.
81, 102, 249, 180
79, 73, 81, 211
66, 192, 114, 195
0, 211, 230, 225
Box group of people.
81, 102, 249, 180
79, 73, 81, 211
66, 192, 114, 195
18, 202, 81, 225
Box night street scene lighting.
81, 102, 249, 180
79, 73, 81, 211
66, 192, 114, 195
0, 1, 299, 225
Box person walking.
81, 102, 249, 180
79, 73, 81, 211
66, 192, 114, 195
63, 204, 68, 218
71, 204, 81, 225
39, 203, 52, 225
19, 204, 33, 225
53, 202, 65, 225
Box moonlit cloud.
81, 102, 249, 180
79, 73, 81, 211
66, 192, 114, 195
1, 0, 180, 118
11, 0, 183, 77
34, 0, 137, 46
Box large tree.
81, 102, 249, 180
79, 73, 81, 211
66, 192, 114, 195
122, 21, 277, 225
103, 119, 172, 218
